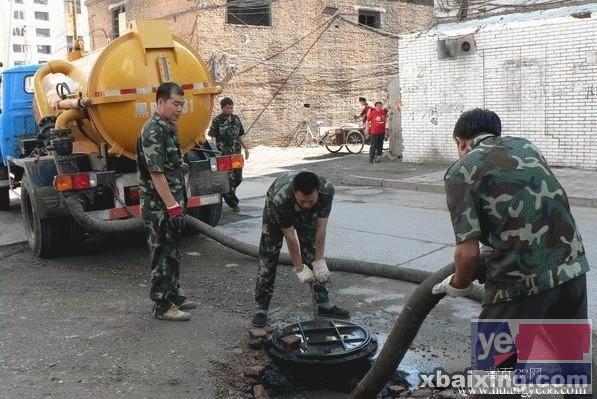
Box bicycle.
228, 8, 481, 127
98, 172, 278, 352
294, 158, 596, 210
291, 120, 326, 147
292, 120, 365, 154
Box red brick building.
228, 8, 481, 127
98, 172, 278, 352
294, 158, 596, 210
85, 0, 434, 146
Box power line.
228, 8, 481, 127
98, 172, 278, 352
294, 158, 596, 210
244, 14, 338, 135
235, 13, 339, 77
165, 0, 278, 20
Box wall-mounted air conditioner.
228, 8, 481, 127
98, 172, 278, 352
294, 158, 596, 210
437, 34, 476, 60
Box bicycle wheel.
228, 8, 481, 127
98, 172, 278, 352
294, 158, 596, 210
345, 130, 365, 154
293, 130, 308, 147
325, 144, 343, 153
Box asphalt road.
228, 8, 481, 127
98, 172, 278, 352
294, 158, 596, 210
1, 147, 594, 398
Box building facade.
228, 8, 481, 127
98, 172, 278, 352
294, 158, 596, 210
0, 0, 90, 68
85, 0, 434, 147
398, 5, 597, 170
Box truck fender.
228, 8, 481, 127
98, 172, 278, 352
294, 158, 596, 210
12, 156, 68, 218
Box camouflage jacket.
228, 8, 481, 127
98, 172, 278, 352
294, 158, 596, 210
136, 112, 187, 207
444, 133, 589, 305
265, 171, 334, 229
208, 113, 245, 155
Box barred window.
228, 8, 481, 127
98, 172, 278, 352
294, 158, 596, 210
226, 0, 271, 27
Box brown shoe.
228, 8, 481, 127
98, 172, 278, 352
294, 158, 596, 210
155, 305, 191, 321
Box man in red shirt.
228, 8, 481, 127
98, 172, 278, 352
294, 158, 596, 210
367, 101, 388, 163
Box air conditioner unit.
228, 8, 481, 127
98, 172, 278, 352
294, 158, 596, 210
437, 34, 476, 60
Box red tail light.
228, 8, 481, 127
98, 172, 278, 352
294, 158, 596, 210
54, 173, 97, 191
71, 174, 91, 190
217, 155, 232, 171
124, 186, 140, 205
129, 187, 140, 201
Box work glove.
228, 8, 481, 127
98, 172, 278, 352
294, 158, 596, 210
167, 204, 186, 232
432, 273, 474, 298
312, 259, 331, 282
296, 265, 314, 284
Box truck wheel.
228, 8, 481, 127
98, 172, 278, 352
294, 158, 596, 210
0, 187, 10, 210
21, 177, 72, 258
187, 197, 223, 228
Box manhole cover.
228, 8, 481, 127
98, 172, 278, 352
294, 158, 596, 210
267, 319, 377, 365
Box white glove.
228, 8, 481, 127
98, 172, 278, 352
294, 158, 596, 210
432, 273, 474, 298
312, 259, 331, 282
296, 266, 314, 284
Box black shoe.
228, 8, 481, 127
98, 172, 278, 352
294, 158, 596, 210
317, 305, 350, 319
251, 312, 268, 327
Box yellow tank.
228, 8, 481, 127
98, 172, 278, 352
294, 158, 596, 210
32, 20, 221, 159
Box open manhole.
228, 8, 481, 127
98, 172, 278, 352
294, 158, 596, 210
267, 319, 378, 365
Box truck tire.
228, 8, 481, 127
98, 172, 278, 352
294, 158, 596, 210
0, 187, 10, 210
188, 198, 223, 228
21, 176, 84, 258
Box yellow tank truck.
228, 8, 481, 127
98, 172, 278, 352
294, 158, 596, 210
7, 20, 241, 257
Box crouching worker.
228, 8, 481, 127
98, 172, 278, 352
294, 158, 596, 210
252, 171, 350, 327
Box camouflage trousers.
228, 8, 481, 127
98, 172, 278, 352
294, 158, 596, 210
223, 168, 243, 208
141, 197, 186, 315
255, 208, 329, 311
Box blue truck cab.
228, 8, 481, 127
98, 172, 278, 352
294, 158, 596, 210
0, 64, 41, 209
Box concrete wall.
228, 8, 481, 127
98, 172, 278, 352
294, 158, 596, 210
85, 0, 434, 147
399, 11, 597, 170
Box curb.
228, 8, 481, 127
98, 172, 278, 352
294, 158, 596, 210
343, 175, 597, 208
343, 175, 445, 195
0, 240, 27, 249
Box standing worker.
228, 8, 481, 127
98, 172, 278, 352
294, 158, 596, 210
252, 171, 350, 327
433, 109, 589, 340
137, 82, 197, 321
367, 101, 388, 163
208, 97, 250, 212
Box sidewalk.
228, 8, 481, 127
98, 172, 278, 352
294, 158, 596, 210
243, 146, 597, 208
343, 158, 597, 209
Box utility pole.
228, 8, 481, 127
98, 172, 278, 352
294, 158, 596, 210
71, 0, 78, 49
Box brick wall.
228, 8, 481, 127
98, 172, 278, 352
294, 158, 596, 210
85, 0, 434, 147
399, 12, 597, 170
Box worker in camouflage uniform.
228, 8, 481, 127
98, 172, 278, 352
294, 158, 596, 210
433, 108, 589, 321
137, 82, 197, 321
251, 171, 350, 327
208, 97, 249, 212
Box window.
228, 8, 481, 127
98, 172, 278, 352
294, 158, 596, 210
35, 11, 50, 21
111, 5, 125, 39
14, 10, 24, 19
34, 0, 48, 4
37, 45, 51, 54
25, 76, 35, 93
36, 28, 50, 38
64, 0, 81, 14
15, 0, 23, 3
38, 60, 47, 64
14, 61, 25, 66
226, 0, 271, 27
13, 27, 25, 36
358, 10, 381, 29
13, 44, 25, 53
67, 36, 74, 51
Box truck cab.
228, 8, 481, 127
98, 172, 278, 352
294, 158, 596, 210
0, 64, 41, 210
